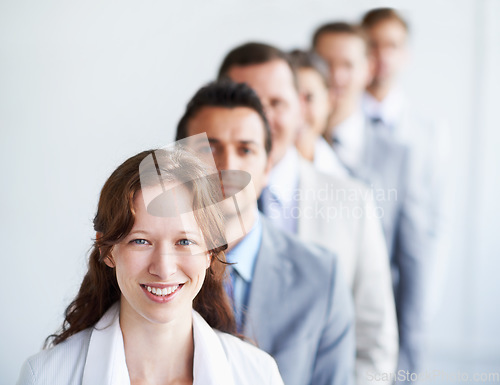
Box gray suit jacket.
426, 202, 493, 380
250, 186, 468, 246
349, 121, 434, 375
243, 216, 355, 385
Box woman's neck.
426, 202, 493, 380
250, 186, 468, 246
295, 128, 319, 162
120, 303, 194, 385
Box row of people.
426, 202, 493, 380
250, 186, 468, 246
18, 7, 447, 385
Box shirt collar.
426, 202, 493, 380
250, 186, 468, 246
267, 146, 300, 205
362, 87, 406, 126
313, 137, 349, 178
332, 110, 365, 149
225, 214, 262, 283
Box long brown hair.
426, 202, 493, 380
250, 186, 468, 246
47, 147, 236, 346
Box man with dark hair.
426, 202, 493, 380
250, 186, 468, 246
313, 20, 439, 379
176, 79, 355, 385
216, 42, 398, 384
177, 79, 272, 154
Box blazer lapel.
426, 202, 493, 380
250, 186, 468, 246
192, 311, 235, 385
82, 303, 130, 385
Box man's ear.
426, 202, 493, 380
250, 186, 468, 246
97, 232, 115, 268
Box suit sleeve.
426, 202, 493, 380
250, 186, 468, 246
310, 254, 356, 385
17, 359, 36, 385
354, 193, 399, 384
393, 146, 436, 376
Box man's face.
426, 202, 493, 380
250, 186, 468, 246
365, 19, 408, 85
186, 106, 271, 198
314, 32, 370, 105
227, 60, 302, 166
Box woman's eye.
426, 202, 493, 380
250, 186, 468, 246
131, 239, 149, 245
177, 239, 195, 246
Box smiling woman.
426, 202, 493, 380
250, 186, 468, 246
16, 147, 283, 385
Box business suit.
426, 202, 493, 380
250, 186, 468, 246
363, 92, 450, 253
17, 304, 283, 385
260, 149, 398, 385
243, 216, 355, 385
296, 158, 399, 384
343, 118, 434, 377
377, 100, 452, 323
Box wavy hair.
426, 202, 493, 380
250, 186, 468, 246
47, 147, 235, 346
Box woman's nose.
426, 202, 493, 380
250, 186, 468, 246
148, 246, 178, 279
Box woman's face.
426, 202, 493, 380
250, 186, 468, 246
297, 68, 331, 137
106, 184, 211, 326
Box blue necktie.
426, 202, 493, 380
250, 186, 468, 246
223, 266, 245, 333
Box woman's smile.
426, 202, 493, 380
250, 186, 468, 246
140, 283, 184, 303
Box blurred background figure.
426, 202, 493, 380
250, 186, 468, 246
288, 49, 349, 178
313, 21, 435, 380
361, 8, 410, 115
361, 7, 452, 322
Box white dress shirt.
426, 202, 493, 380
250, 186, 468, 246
362, 87, 406, 129
331, 110, 366, 173
261, 147, 300, 234
313, 136, 349, 178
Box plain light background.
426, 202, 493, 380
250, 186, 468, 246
1, 0, 499, 383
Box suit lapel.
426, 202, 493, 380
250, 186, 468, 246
243, 216, 294, 352
297, 158, 319, 241
358, 119, 390, 186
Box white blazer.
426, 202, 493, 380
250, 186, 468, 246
297, 158, 399, 385
17, 303, 283, 385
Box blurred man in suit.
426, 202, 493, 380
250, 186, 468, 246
361, 7, 449, 228
361, 8, 451, 321
217, 43, 398, 384
313, 21, 435, 377
176, 80, 355, 385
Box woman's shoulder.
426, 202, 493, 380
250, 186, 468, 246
17, 328, 92, 385
215, 331, 284, 385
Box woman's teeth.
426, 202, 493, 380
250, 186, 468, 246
146, 285, 180, 296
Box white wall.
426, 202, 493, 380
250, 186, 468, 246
1, 0, 499, 382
